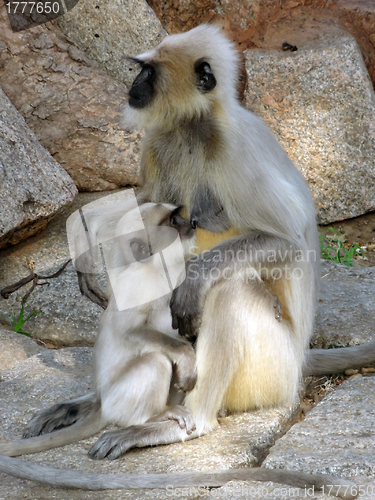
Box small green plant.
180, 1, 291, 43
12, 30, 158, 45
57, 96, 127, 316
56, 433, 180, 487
320, 227, 364, 267
0, 304, 41, 337
328, 343, 345, 349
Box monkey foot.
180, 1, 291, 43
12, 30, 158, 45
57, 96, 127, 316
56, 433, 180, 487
174, 365, 197, 393
88, 428, 136, 460
23, 395, 96, 438
89, 411, 196, 460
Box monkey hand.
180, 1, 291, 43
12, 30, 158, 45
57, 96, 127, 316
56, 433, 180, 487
149, 405, 196, 434
170, 262, 203, 340
173, 342, 197, 392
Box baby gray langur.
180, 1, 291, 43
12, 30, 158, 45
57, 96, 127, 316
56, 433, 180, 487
0, 201, 198, 460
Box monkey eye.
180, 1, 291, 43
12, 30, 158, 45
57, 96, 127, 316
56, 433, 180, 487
194, 60, 216, 93
130, 238, 152, 262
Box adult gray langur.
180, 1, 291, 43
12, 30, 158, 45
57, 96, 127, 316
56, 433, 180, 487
0, 24, 373, 499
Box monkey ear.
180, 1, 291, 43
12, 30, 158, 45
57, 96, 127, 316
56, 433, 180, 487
194, 60, 217, 93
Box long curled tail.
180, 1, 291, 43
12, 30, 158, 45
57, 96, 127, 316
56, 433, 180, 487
0, 453, 357, 499
304, 340, 375, 376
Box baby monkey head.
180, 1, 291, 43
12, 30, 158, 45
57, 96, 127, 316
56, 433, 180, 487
114, 203, 195, 269
107, 204, 195, 311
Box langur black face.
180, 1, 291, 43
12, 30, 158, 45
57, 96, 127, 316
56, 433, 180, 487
128, 60, 156, 109
128, 57, 217, 110
160, 206, 195, 240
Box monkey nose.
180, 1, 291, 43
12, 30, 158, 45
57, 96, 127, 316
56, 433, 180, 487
190, 218, 198, 230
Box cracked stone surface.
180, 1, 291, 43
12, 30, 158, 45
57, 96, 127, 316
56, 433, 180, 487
312, 260, 375, 348
263, 376, 375, 500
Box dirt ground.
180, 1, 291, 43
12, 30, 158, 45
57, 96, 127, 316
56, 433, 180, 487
319, 211, 375, 267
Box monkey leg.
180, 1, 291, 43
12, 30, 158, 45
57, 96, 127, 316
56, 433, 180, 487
89, 351, 195, 460
100, 352, 173, 427
186, 273, 303, 429
23, 392, 97, 438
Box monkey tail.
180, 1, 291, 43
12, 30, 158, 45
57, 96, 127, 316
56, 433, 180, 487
0, 408, 103, 457
0, 454, 358, 499
303, 340, 375, 376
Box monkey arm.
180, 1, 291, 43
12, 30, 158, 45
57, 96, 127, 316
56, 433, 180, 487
75, 193, 149, 308
171, 231, 304, 339
130, 326, 197, 392
77, 271, 108, 309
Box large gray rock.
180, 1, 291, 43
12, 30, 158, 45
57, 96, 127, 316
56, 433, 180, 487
0, 87, 77, 250
313, 260, 375, 348
0, 191, 115, 347
0, 329, 44, 369
0, 10, 142, 191
0, 342, 94, 435
57, 0, 166, 88
244, 23, 375, 224
263, 376, 375, 500
0, 191, 114, 288
0, 335, 297, 499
